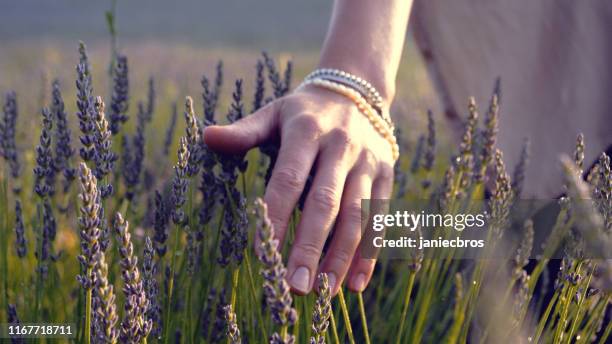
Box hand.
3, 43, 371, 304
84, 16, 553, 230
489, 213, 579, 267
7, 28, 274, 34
204, 85, 395, 295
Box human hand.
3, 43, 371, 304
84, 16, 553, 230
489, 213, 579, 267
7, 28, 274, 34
204, 85, 395, 295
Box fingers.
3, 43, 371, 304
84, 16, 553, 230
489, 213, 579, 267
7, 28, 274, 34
318, 158, 375, 295
204, 101, 280, 154
287, 130, 356, 294
263, 116, 321, 247
346, 162, 394, 292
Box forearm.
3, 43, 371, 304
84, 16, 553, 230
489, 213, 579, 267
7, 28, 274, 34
318, 0, 413, 107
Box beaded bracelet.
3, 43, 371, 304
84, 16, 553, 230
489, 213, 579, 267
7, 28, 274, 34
304, 68, 393, 128
297, 78, 400, 161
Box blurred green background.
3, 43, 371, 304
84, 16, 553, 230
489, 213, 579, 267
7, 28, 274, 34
0, 0, 448, 157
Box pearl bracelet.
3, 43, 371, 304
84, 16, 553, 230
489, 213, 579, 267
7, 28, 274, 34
305, 68, 393, 128
297, 78, 400, 161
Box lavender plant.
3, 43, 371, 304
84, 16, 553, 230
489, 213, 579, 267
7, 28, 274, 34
109, 55, 129, 135
114, 212, 152, 343
1, 91, 21, 185
93, 96, 117, 198
255, 198, 297, 343
13, 200, 26, 258
51, 80, 76, 191
76, 42, 97, 163
1, 44, 610, 344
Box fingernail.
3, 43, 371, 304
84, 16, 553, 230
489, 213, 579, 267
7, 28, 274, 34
352, 273, 366, 291
327, 273, 337, 292
290, 266, 310, 293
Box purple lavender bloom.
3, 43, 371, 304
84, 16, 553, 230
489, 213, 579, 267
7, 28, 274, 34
252, 59, 266, 112
13, 200, 27, 258
163, 102, 178, 156
153, 190, 169, 258
201, 61, 223, 124
76, 163, 102, 291
123, 102, 147, 201
198, 151, 219, 227
184, 97, 201, 177
171, 137, 190, 225
7, 304, 25, 344
1, 91, 21, 184
109, 55, 129, 135
262, 52, 291, 98
93, 97, 117, 198
254, 198, 297, 342
51, 80, 76, 191
218, 188, 248, 266
93, 250, 119, 344
211, 289, 228, 342
143, 237, 162, 338
76, 42, 96, 162
33, 107, 55, 198
114, 213, 152, 344
145, 77, 155, 122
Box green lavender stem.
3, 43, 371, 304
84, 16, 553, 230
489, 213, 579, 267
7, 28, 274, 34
396, 271, 416, 344
357, 292, 370, 344
337, 288, 355, 344
164, 224, 181, 344
243, 252, 268, 339
84, 268, 93, 344
329, 309, 340, 344
0, 174, 8, 323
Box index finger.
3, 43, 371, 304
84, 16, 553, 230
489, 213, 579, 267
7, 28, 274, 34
263, 115, 321, 245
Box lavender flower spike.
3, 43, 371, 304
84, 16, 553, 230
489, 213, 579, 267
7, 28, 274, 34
153, 190, 169, 258
109, 55, 129, 135
224, 304, 242, 344
143, 236, 162, 338
7, 304, 25, 344
310, 273, 332, 344
113, 212, 152, 344
184, 96, 200, 177
33, 107, 55, 198
76, 42, 96, 162
51, 80, 76, 190
1, 91, 21, 184
93, 250, 119, 344
76, 162, 101, 290
13, 200, 27, 258
93, 96, 117, 198
254, 198, 296, 343
171, 137, 190, 226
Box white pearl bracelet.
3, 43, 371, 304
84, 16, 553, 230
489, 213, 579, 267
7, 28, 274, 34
297, 78, 399, 162
304, 68, 393, 128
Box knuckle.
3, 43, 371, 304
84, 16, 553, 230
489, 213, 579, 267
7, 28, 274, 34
294, 241, 323, 262
290, 114, 322, 138
330, 245, 355, 265
272, 166, 305, 191
312, 186, 340, 210
328, 128, 359, 156
328, 128, 352, 146
344, 202, 366, 227
360, 149, 378, 167
378, 163, 395, 181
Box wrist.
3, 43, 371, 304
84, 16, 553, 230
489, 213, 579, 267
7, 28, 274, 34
315, 59, 395, 110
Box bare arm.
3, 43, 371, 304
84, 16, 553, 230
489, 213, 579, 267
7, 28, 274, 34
205, 0, 413, 294
320, 0, 413, 106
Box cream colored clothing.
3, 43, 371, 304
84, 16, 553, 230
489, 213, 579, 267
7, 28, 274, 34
411, 0, 611, 197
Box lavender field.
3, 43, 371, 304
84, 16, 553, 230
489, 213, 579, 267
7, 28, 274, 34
0, 1, 610, 343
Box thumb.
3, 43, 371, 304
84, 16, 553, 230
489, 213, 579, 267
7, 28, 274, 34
204, 101, 280, 154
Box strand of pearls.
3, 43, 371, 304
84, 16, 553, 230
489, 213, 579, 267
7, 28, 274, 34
298, 78, 400, 162
304, 69, 394, 128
